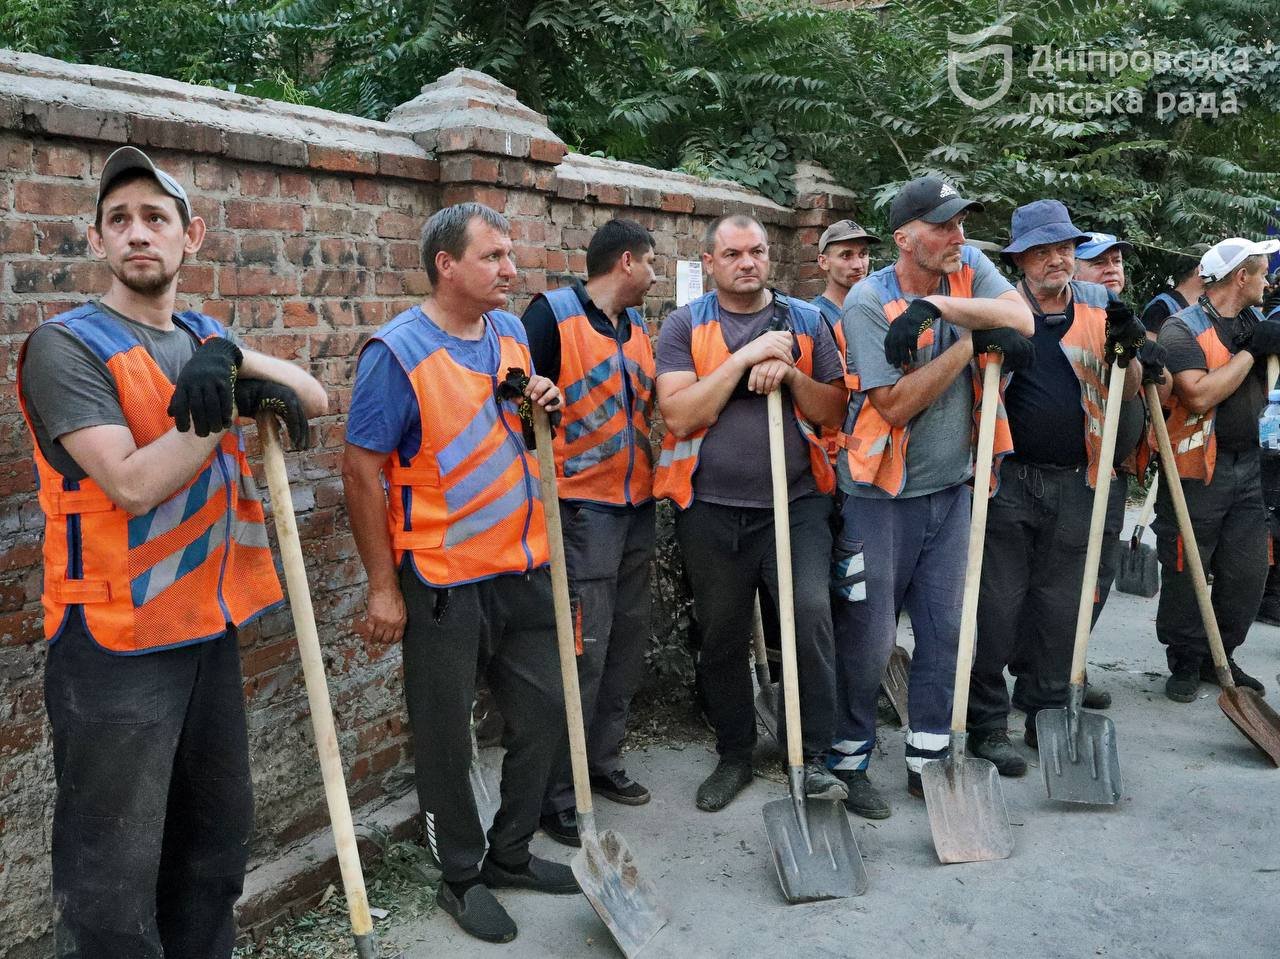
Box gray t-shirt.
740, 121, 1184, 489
655, 294, 844, 507
20, 302, 207, 480
839, 250, 1015, 498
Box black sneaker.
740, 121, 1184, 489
590, 769, 651, 806
968, 729, 1028, 777
1256, 601, 1280, 627
695, 759, 753, 812
1201, 658, 1266, 695
437, 882, 517, 943
803, 762, 848, 802
1166, 669, 1200, 703
480, 854, 579, 895
906, 770, 924, 799
1024, 724, 1038, 751
833, 768, 890, 820
539, 809, 580, 848
1082, 684, 1112, 709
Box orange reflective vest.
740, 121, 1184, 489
17, 304, 282, 654
1161, 303, 1238, 483
653, 292, 837, 509
836, 246, 1014, 497
371, 307, 549, 587
541, 287, 655, 506
812, 293, 858, 465
1050, 280, 1114, 489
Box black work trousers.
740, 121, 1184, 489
46, 616, 253, 959
970, 459, 1096, 734
400, 564, 565, 883
675, 495, 837, 764
1153, 448, 1267, 670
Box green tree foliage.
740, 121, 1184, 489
2, 0, 1276, 264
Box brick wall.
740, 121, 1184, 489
0, 50, 858, 954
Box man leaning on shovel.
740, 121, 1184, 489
521, 218, 660, 846
18, 146, 325, 957
828, 176, 1033, 819
343, 202, 575, 944
966, 200, 1150, 777
654, 213, 849, 813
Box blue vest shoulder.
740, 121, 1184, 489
1070, 280, 1111, 310
543, 287, 582, 324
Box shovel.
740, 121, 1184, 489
1036, 360, 1125, 805
532, 406, 667, 956
1146, 383, 1280, 766
1116, 477, 1160, 597
469, 720, 499, 831
920, 358, 1014, 864
751, 596, 780, 743
259, 417, 399, 959
882, 644, 911, 728
761, 389, 867, 902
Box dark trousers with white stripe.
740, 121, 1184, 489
543, 501, 655, 814
1153, 448, 1267, 671
400, 563, 566, 883
46, 617, 252, 959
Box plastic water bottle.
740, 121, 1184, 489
1260, 390, 1280, 452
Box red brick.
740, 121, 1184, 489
10, 260, 108, 294
0, 220, 35, 254
14, 181, 96, 216
545, 249, 567, 272
236, 300, 280, 328
193, 160, 236, 191
0, 134, 31, 172
302, 270, 362, 297
319, 238, 357, 266
353, 241, 384, 270
196, 230, 235, 263
225, 199, 303, 233
442, 185, 506, 210
34, 145, 88, 178
375, 211, 418, 240
507, 191, 545, 217
220, 267, 299, 297
0, 718, 42, 755
309, 146, 377, 175
237, 234, 278, 266
177, 264, 215, 295
387, 242, 421, 269
661, 192, 695, 214
369, 743, 401, 774
243, 333, 307, 360
308, 206, 352, 234
530, 138, 566, 164
239, 169, 277, 197
441, 155, 500, 184
513, 244, 546, 269
35, 220, 88, 256
131, 116, 224, 154
199, 299, 234, 323
352, 180, 385, 206
278, 172, 311, 199
0, 539, 39, 572
311, 331, 365, 358
283, 301, 318, 328
568, 251, 587, 274
378, 153, 439, 182
1, 304, 41, 335
242, 639, 297, 679
283, 237, 314, 267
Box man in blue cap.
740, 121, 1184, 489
967, 201, 1149, 775
1075, 231, 1132, 295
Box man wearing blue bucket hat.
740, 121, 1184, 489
966, 200, 1149, 776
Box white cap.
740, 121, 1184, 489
1199, 236, 1280, 283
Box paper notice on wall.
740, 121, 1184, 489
676, 259, 704, 307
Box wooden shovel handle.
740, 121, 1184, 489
532, 407, 595, 821
1135, 474, 1158, 530
949, 359, 1003, 734
1068, 361, 1128, 685
1142, 385, 1232, 680
1269, 355, 1279, 392
258, 418, 376, 940
766, 389, 804, 769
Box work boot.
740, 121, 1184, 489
590, 769, 651, 806
833, 768, 890, 820
480, 854, 579, 895
1200, 658, 1266, 695
1024, 723, 1038, 751
695, 759, 753, 812
968, 729, 1028, 777
1165, 669, 1200, 703
437, 882, 517, 943
539, 809, 580, 848
1256, 599, 1280, 627
906, 770, 924, 800
803, 762, 848, 802
1082, 684, 1112, 709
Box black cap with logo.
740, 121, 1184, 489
888, 176, 984, 232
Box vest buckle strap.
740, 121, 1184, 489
49, 578, 111, 604
46, 488, 118, 516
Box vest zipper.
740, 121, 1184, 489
212, 449, 234, 623
616, 338, 636, 505
493, 375, 536, 570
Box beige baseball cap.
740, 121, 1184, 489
818, 219, 881, 253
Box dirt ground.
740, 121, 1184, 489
372, 512, 1280, 959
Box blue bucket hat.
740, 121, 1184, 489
1001, 199, 1091, 265
1075, 231, 1133, 261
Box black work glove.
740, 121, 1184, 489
884, 298, 942, 367
495, 367, 559, 450
971, 327, 1035, 372
1137, 339, 1167, 385
1263, 274, 1280, 319
235, 378, 311, 450
1247, 319, 1280, 359
1104, 301, 1146, 368
168, 337, 243, 436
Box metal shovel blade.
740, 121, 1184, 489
755, 680, 780, 743
1116, 541, 1160, 597
469, 729, 499, 830
1218, 687, 1280, 767
921, 754, 1014, 864
881, 645, 911, 727
762, 795, 867, 902
1036, 707, 1122, 805
572, 829, 666, 958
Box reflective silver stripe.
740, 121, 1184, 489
564, 430, 627, 477
137, 460, 228, 545
136, 517, 222, 605
565, 393, 623, 445
231, 515, 271, 550
443, 480, 530, 548
657, 436, 703, 468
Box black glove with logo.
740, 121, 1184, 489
168, 337, 243, 437
1104, 301, 1146, 368
884, 298, 942, 367
1137, 339, 1167, 385
1246, 319, 1280, 360
971, 327, 1035, 372
496, 366, 559, 449
235, 378, 311, 450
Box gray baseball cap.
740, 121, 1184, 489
818, 219, 881, 253
97, 146, 192, 222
